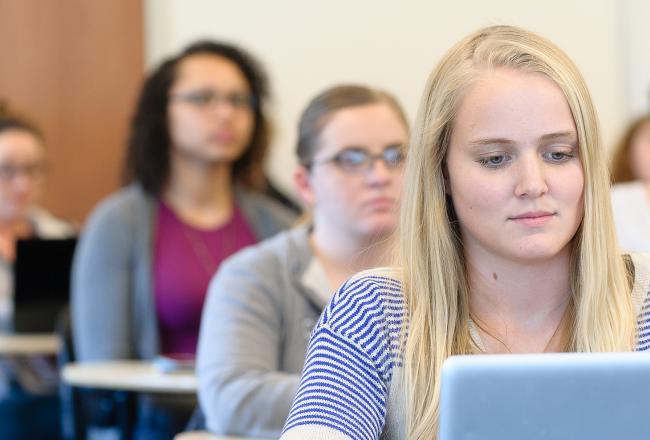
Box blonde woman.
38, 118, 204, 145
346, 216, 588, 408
281, 25, 650, 440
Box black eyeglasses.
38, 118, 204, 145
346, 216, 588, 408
170, 89, 255, 110
307, 145, 405, 174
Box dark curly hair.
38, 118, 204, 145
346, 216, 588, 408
123, 41, 271, 195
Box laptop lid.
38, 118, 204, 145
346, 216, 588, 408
439, 352, 650, 440
13, 237, 77, 333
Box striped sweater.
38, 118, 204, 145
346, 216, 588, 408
281, 253, 650, 440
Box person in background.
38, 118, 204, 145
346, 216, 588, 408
0, 106, 75, 439
197, 84, 408, 437
71, 41, 296, 439
610, 114, 650, 252
0, 107, 75, 328
281, 25, 650, 440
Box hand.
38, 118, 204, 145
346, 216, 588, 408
0, 231, 15, 262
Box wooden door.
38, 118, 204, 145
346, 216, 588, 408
0, 0, 143, 224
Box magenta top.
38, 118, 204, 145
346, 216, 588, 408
153, 200, 257, 356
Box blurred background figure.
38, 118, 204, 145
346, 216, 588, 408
197, 84, 408, 438
71, 41, 296, 439
0, 104, 75, 439
611, 114, 650, 252
0, 105, 75, 328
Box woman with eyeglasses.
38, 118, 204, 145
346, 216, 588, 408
0, 107, 74, 439
196, 84, 408, 437
0, 108, 75, 328
71, 41, 296, 439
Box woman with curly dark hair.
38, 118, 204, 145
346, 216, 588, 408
71, 40, 296, 438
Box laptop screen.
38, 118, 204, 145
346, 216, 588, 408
439, 352, 650, 440
13, 237, 77, 332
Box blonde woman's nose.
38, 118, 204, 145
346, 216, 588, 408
514, 157, 548, 198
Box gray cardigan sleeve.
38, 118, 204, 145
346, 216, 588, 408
197, 250, 299, 437
71, 192, 140, 361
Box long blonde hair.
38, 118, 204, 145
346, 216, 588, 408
399, 25, 635, 439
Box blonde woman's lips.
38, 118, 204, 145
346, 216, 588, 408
508, 211, 556, 227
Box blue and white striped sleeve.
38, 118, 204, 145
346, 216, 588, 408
281, 274, 403, 440
631, 253, 650, 351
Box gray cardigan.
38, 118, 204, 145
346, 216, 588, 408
197, 225, 331, 438
72, 183, 296, 362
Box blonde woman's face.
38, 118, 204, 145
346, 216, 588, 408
445, 68, 584, 263
628, 121, 650, 182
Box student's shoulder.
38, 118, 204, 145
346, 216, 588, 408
220, 225, 309, 271
82, 184, 154, 237
320, 267, 405, 333
341, 266, 403, 296
91, 184, 153, 217
29, 207, 76, 238
340, 266, 404, 300
88, 184, 151, 222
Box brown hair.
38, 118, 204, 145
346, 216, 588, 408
0, 101, 44, 141
611, 115, 650, 183
296, 84, 408, 167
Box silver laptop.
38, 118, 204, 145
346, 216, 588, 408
439, 352, 650, 440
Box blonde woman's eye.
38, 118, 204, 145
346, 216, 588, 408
544, 151, 574, 162
478, 154, 510, 168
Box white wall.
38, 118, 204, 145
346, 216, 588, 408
144, 0, 646, 197
620, 0, 650, 118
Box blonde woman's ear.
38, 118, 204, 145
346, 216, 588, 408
293, 165, 317, 208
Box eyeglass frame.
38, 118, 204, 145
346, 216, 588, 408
0, 161, 47, 182
169, 88, 257, 111
304, 144, 406, 174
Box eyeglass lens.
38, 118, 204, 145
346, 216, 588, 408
335, 145, 404, 172
171, 89, 254, 109
0, 162, 46, 180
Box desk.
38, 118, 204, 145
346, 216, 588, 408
0, 333, 60, 355
62, 360, 197, 393
63, 360, 198, 440
175, 431, 268, 440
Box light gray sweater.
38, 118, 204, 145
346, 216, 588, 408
72, 183, 296, 362
197, 225, 332, 438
